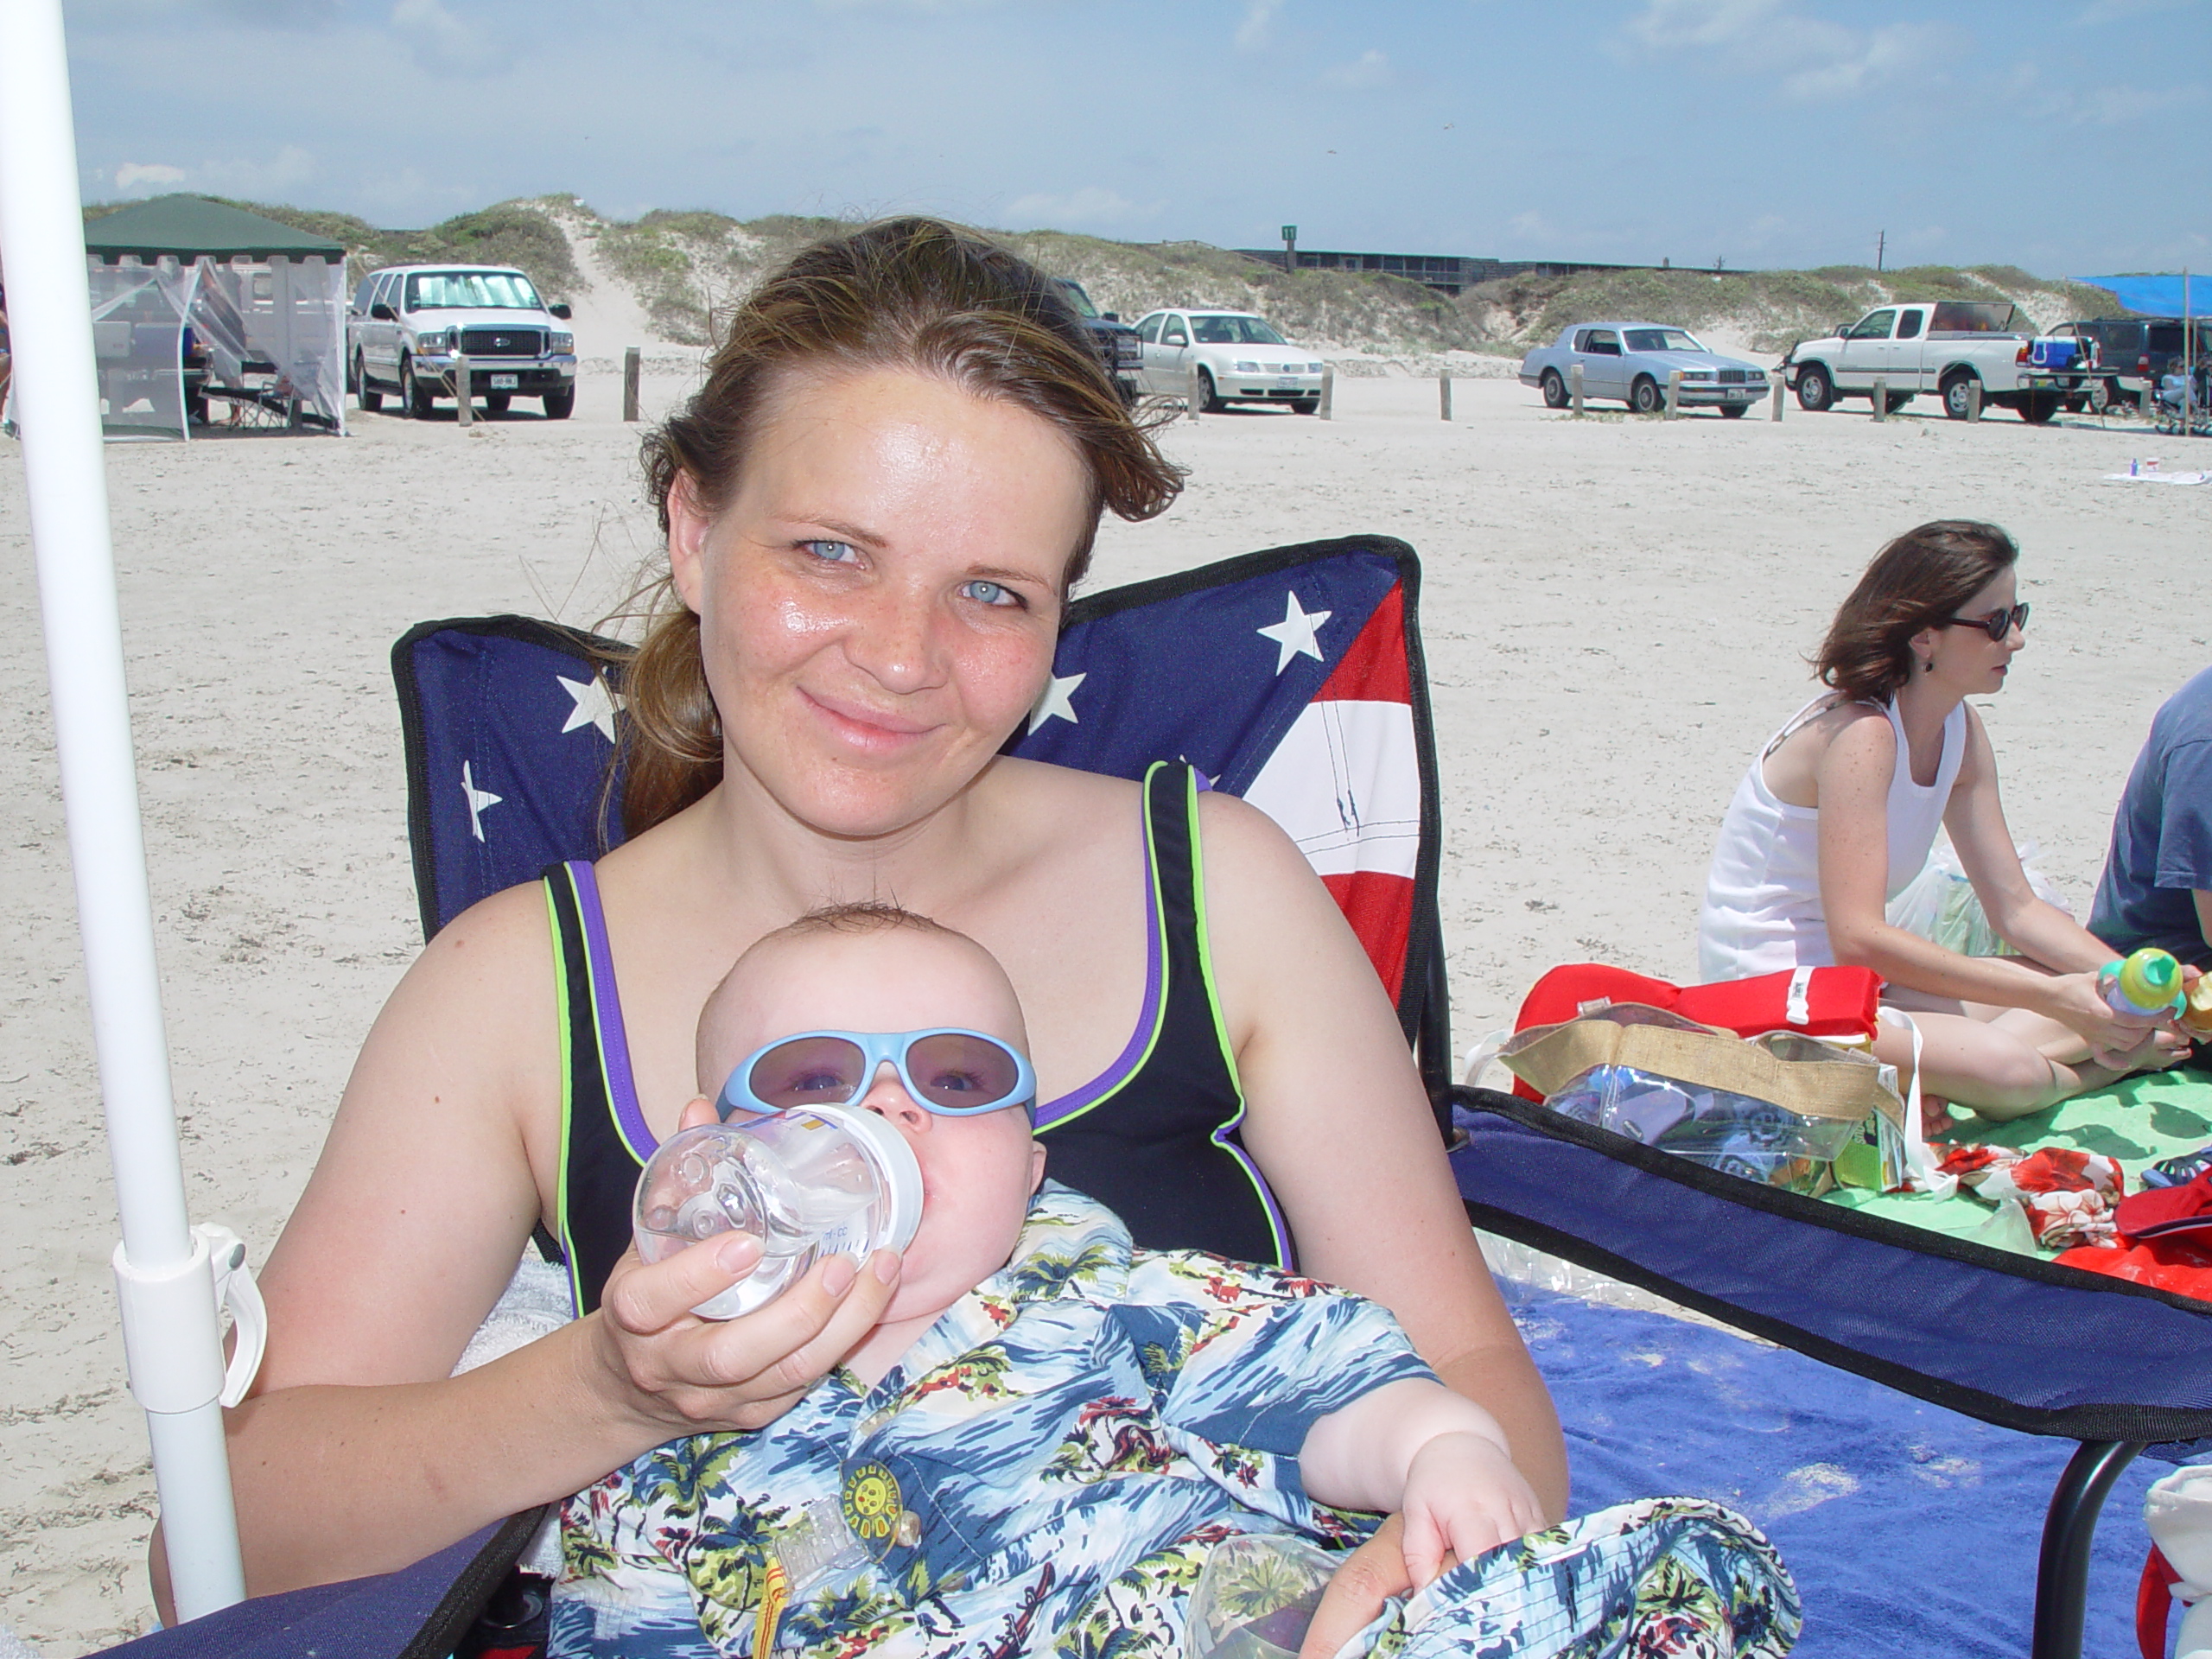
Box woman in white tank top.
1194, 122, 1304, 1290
1697, 520, 2190, 1120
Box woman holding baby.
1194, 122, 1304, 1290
190, 221, 1790, 1656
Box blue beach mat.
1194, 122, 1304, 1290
1511, 1277, 2202, 1658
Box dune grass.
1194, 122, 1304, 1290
81, 194, 2128, 359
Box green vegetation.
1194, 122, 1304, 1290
84, 195, 580, 300
589, 208, 841, 345
1462, 264, 2123, 354
79, 193, 2129, 358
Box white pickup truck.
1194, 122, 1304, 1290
1779, 301, 2094, 423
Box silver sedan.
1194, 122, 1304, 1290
1519, 321, 1770, 416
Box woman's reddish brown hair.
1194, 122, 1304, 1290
614, 217, 1185, 835
1814, 519, 2019, 703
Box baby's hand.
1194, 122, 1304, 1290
1397, 1432, 1547, 1588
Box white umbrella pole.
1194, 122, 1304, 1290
0, 0, 246, 1620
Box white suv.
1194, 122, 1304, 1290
349, 264, 578, 420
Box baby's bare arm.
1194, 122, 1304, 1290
1299, 1379, 1545, 1587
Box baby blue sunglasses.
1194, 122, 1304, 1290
717, 1028, 1038, 1122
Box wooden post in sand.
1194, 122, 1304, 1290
1770, 371, 1785, 420
2141, 383, 2154, 420
1967, 380, 1983, 422
1570, 361, 1585, 416
1187, 362, 1203, 423
1872, 375, 1888, 422
1438, 371, 1452, 421
1664, 369, 1682, 419
1319, 365, 1335, 421
453, 353, 472, 427
622, 347, 641, 423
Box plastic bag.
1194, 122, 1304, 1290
1541, 1062, 1864, 1194
1885, 834, 2071, 957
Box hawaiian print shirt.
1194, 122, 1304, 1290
550, 1181, 1433, 1659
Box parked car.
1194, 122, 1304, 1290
348, 264, 577, 420
1778, 301, 2091, 423
1129, 309, 1326, 412
1051, 279, 1142, 404
2050, 317, 2212, 410
1517, 322, 1770, 416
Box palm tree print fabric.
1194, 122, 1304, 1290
548, 1183, 1798, 1658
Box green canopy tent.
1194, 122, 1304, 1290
77, 195, 348, 438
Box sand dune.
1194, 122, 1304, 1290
2, 371, 2204, 1650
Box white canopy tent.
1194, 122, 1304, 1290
73, 195, 349, 440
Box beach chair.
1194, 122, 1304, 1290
99, 534, 1451, 1655
1452, 1073, 2212, 1659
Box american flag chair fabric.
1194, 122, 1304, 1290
391, 535, 1453, 1113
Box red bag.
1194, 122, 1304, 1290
1509, 963, 1883, 1103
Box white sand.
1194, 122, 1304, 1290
3, 372, 2205, 1651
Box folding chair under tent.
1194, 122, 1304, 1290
66, 194, 349, 440
100, 537, 2212, 1658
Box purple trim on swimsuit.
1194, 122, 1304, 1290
567, 860, 659, 1160
1033, 861, 1163, 1130
565, 851, 1160, 1150
1211, 1126, 1294, 1272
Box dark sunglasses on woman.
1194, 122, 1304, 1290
1943, 602, 2029, 641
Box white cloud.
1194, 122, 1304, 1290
1624, 0, 1946, 103
1629, 0, 1782, 50
1002, 186, 1154, 228
1235, 0, 1284, 51
192, 144, 318, 197
390, 0, 498, 72
115, 161, 188, 192
1323, 48, 1392, 89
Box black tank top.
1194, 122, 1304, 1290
543, 761, 1284, 1315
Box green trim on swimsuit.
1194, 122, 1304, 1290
1181, 766, 1285, 1266
547, 874, 586, 1321
1031, 760, 1177, 1134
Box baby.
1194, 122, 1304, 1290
552, 901, 1545, 1659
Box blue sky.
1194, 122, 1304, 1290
64, 0, 2210, 276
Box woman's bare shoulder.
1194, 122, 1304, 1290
349, 876, 559, 1122
983, 756, 1144, 849
409, 875, 556, 993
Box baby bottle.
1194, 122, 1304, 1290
2102, 947, 2186, 1019
632, 1105, 924, 1320
1183, 1534, 1339, 1659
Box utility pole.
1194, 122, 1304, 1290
1876, 230, 1885, 273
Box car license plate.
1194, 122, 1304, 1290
490, 373, 519, 390
1275, 380, 1300, 390
1726, 389, 1745, 400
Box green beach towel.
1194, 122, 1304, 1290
1826, 1066, 2212, 1255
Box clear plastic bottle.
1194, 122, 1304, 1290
632, 1105, 923, 1319
1183, 1534, 1340, 1659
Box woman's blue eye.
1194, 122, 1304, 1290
963, 580, 1020, 607
803, 540, 861, 565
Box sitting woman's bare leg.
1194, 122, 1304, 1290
1872, 1007, 2103, 1121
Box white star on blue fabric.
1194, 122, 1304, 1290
461, 760, 503, 842
1256, 591, 1332, 675
558, 674, 618, 742
1028, 671, 1085, 732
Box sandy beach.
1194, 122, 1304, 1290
3, 365, 2206, 1650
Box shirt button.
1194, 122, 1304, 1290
894, 1510, 922, 1549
